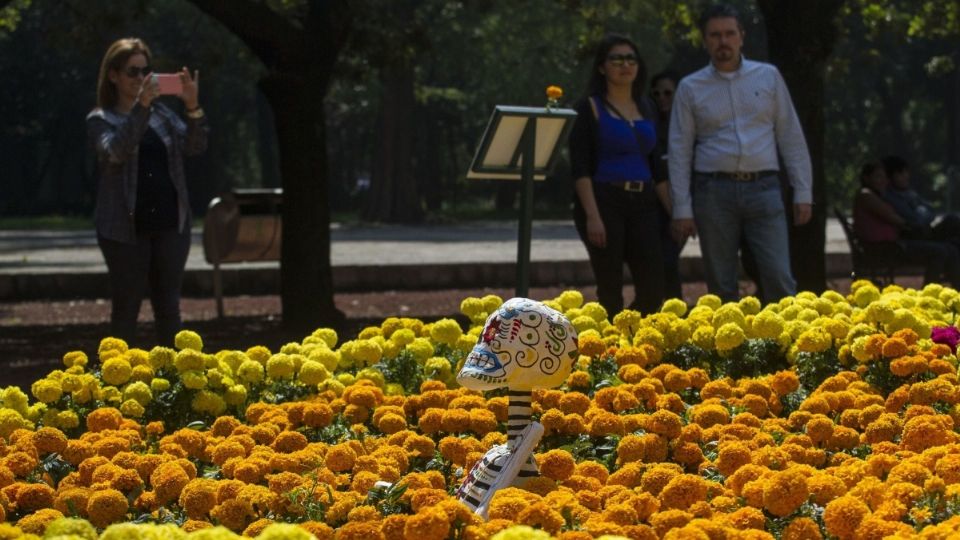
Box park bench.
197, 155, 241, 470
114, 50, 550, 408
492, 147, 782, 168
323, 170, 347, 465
832, 207, 922, 286
203, 189, 282, 317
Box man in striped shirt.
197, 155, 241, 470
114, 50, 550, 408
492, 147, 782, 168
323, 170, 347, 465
668, 3, 812, 304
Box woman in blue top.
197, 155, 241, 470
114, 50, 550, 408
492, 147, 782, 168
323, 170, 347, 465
569, 34, 667, 315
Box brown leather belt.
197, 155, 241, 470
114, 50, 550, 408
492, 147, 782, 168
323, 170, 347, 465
697, 170, 779, 182
606, 181, 645, 192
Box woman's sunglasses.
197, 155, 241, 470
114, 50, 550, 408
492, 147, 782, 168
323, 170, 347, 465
606, 54, 638, 67
123, 66, 153, 78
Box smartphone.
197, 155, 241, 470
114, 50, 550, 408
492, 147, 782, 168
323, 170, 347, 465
153, 74, 183, 95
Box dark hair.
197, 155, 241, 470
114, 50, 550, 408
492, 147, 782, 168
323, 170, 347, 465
859, 161, 883, 185
882, 155, 909, 178
586, 34, 647, 100
699, 4, 743, 35
650, 70, 679, 89
97, 38, 152, 109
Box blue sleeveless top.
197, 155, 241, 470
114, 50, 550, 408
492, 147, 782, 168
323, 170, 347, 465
592, 96, 655, 184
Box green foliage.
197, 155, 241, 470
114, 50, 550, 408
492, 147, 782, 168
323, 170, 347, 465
715, 339, 788, 380
587, 353, 622, 395
364, 482, 410, 516
794, 348, 843, 394
282, 479, 333, 524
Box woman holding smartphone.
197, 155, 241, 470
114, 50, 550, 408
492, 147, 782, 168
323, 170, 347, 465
569, 34, 667, 316
87, 37, 208, 346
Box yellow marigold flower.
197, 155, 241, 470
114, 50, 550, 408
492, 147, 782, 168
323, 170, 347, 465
691, 325, 715, 350
795, 327, 833, 354
101, 357, 132, 386
42, 517, 97, 539
236, 360, 265, 384
265, 354, 296, 380
491, 525, 552, 540
571, 315, 599, 333
823, 496, 869, 540
715, 323, 746, 352
31, 378, 63, 404
657, 298, 687, 317
297, 360, 330, 386
633, 327, 665, 350
557, 290, 584, 310
852, 284, 880, 307
751, 309, 786, 339
712, 303, 746, 329
56, 410, 80, 429
119, 399, 145, 418
173, 329, 203, 351
696, 294, 722, 310
481, 294, 504, 313
406, 337, 434, 362
191, 390, 226, 416
181, 370, 208, 390
577, 331, 605, 357
460, 297, 484, 319
63, 350, 89, 368
430, 318, 463, 346
98, 336, 128, 358
147, 346, 175, 370
738, 296, 762, 315
122, 380, 152, 406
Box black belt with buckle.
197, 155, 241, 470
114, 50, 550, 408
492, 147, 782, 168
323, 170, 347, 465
606, 181, 646, 192
698, 170, 779, 182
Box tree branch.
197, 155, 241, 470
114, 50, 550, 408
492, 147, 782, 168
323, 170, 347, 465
184, 0, 299, 67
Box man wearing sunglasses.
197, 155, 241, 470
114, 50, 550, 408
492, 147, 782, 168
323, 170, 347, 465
668, 3, 812, 304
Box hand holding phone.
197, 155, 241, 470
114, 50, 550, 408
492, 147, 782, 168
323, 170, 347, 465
153, 73, 183, 96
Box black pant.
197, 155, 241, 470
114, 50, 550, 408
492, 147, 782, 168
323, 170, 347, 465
98, 227, 191, 347
574, 183, 666, 315
657, 203, 685, 301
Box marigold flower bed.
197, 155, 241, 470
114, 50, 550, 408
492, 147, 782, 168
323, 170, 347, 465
3, 282, 960, 539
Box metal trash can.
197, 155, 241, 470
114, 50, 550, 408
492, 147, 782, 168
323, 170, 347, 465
203, 188, 282, 317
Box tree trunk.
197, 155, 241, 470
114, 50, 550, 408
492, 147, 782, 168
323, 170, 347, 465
260, 72, 344, 332
947, 63, 960, 212
184, 0, 352, 332
758, 0, 843, 294
362, 58, 422, 222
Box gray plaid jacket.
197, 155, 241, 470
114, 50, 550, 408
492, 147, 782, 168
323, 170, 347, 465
87, 102, 208, 243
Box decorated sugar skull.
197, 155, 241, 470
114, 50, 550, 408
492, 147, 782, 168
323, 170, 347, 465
457, 297, 578, 391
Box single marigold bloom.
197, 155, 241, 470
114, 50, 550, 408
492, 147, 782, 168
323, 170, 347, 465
179, 478, 218, 519
762, 468, 809, 517
85, 488, 128, 528
823, 496, 870, 540
150, 461, 191, 504
403, 505, 450, 540
689, 403, 730, 428
536, 449, 576, 481
15, 507, 63, 535
781, 516, 823, 540
15, 482, 54, 513
649, 508, 694, 538
85, 408, 122, 433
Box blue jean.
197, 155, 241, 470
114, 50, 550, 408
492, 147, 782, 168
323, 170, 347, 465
692, 173, 796, 303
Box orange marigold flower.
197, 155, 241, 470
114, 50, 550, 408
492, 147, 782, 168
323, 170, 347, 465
272, 431, 308, 453
823, 496, 870, 540
536, 449, 576, 481
658, 474, 708, 510
86, 408, 122, 433
15, 482, 54, 513
649, 509, 694, 538
179, 478, 218, 519
762, 468, 809, 517
325, 443, 357, 472
150, 461, 191, 504
404, 505, 451, 540
688, 403, 730, 428
86, 488, 128, 528
16, 507, 63, 535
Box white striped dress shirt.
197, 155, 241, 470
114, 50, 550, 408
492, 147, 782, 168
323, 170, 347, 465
668, 58, 813, 219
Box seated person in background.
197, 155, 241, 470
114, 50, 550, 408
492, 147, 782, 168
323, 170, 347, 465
882, 155, 960, 246
854, 161, 960, 286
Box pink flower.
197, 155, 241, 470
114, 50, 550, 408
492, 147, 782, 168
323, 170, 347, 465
931, 325, 960, 353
